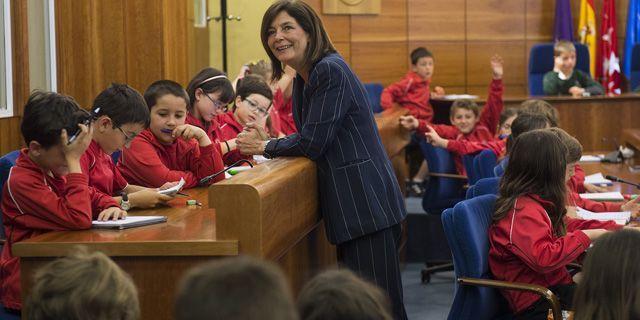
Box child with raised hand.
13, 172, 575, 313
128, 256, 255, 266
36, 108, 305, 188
1, 92, 125, 312
489, 129, 621, 319
217, 75, 274, 165
401, 54, 504, 174
118, 80, 224, 189
81, 83, 178, 210
543, 41, 604, 97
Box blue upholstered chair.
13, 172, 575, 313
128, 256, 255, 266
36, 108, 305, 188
467, 177, 500, 200
462, 155, 478, 185
493, 157, 508, 177
631, 43, 640, 92
528, 43, 591, 96
0, 150, 20, 244
464, 149, 497, 186
363, 83, 384, 113
442, 195, 562, 320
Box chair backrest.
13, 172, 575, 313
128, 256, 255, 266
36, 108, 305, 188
528, 42, 591, 96
419, 141, 465, 213
465, 184, 476, 200
631, 43, 640, 92
363, 83, 384, 113
462, 154, 478, 185
473, 149, 497, 181
493, 157, 508, 177
442, 194, 510, 320
0, 150, 20, 240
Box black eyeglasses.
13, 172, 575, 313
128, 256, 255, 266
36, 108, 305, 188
203, 93, 228, 113
244, 98, 272, 117
117, 127, 136, 143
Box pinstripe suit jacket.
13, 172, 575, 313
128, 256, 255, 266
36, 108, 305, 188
264, 53, 407, 244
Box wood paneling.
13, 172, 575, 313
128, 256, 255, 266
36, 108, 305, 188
351, 41, 407, 85
306, 0, 351, 43
162, 0, 190, 86
408, 0, 465, 41
409, 41, 466, 87
466, 41, 526, 86
466, 0, 525, 41
525, 0, 554, 40
334, 42, 351, 64
351, 0, 407, 42
94, 0, 127, 88
124, 0, 163, 92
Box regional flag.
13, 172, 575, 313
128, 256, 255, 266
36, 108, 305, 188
554, 0, 575, 41
578, 0, 597, 77
599, 0, 622, 95
623, 0, 639, 78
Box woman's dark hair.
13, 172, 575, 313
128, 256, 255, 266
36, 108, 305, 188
505, 112, 551, 154
235, 75, 274, 108
143, 80, 189, 110
186, 67, 235, 111
494, 129, 568, 236
573, 229, 640, 320
92, 83, 149, 128
260, 0, 336, 81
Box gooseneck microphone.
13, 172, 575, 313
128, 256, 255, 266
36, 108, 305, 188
604, 175, 640, 189
199, 159, 254, 186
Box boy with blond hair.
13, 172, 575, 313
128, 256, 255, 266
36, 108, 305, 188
543, 41, 603, 97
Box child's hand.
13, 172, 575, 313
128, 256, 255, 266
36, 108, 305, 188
62, 124, 93, 162
158, 181, 180, 191
569, 86, 585, 98
554, 56, 564, 70
565, 206, 578, 219
622, 196, 640, 218
490, 54, 504, 79
432, 86, 446, 98
129, 189, 173, 209
399, 115, 419, 130
238, 64, 251, 78
425, 125, 448, 148
584, 183, 610, 193
173, 125, 211, 146
581, 228, 609, 240
97, 206, 127, 221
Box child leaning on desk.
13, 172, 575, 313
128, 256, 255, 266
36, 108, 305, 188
543, 41, 604, 97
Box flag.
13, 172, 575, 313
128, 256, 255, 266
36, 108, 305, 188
554, 0, 575, 41
599, 0, 622, 95
623, 0, 639, 78
578, 0, 597, 77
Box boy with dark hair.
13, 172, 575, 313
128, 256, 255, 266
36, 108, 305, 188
81, 83, 177, 210
1, 91, 124, 312
175, 256, 298, 320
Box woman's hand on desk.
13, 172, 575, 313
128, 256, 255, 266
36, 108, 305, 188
237, 123, 269, 155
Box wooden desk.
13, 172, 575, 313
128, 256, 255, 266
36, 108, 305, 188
579, 158, 640, 194
623, 129, 640, 155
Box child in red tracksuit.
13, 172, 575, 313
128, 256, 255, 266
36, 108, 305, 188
489, 129, 626, 320
118, 80, 224, 189
402, 55, 504, 175
217, 75, 274, 166
0, 92, 124, 311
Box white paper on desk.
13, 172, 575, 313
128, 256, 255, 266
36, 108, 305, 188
158, 178, 185, 195
442, 94, 479, 100
584, 173, 613, 185
579, 191, 624, 201
253, 155, 270, 164
579, 155, 603, 162
576, 207, 630, 225
92, 216, 167, 229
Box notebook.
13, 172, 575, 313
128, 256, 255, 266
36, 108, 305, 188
92, 216, 167, 230
576, 207, 630, 225
584, 173, 613, 186
579, 191, 624, 201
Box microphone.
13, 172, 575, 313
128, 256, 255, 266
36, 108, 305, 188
199, 159, 254, 186
604, 175, 640, 189
601, 137, 623, 163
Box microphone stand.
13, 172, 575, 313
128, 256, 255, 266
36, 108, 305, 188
199, 159, 254, 186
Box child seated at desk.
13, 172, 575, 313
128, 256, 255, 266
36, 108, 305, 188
118, 80, 224, 189
543, 41, 604, 97
1, 92, 123, 312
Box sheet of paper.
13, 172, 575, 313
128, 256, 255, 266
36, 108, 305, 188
158, 178, 185, 195
584, 173, 613, 185
579, 192, 624, 201
576, 207, 630, 225
579, 155, 603, 162
442, 94, 479, 100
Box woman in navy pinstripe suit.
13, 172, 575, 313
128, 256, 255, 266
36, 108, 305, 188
237, 1, 408, 318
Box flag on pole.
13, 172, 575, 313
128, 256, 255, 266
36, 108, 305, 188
578, 0, 597, 77
554, 0, 575, 41
623, 0, 639, 78
599, 0, 622, 95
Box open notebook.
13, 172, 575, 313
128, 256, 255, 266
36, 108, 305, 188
92, 216, 167, 230
576, 207, 630, 225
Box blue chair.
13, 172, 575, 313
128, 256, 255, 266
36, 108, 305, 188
474, 149, 498, 180
442, 195, 562, 320
493, 157, 508, 177
466, 177, 500, 200
363, 83, 384, 113
420, 141, 466, 214
631, 43, 640, 92
0, 150, 20, 241
528, 42, 591, 96
465, 184, 477, 200
462, 155, 479, 185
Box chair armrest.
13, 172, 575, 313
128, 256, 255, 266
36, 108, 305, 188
458, 277, 562, 320
428, 172, 468, 180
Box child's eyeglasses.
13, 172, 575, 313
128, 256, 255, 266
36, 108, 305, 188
244, 98, 272, 117
203, 93, 228, 113
117, 127, 137, 143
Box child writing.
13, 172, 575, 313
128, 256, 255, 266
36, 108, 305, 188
117, 80, 224, 189
489, 129, 622, 319
1, 92, 125, 312
543, 41, 604, 97
81, 83, 178, 210
217, 75, 274, 165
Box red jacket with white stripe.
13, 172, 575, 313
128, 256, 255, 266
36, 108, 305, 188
80, 140, 128, 196
0, 149, 119, 310
380, 71, 433, 122
216, 111, 252, 166
489, 194, 621, 314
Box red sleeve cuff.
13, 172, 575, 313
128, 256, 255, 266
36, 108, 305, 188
573, 230, 592, 249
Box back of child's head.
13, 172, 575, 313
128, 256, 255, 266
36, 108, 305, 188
554, 40, 576, 57
21, 91, 88, 149
450, 99, 480, 118
495, 129, 568, 234
297, 269, 393, 320
506, 112, 551, 153
186, 67, 235, 110
548, 127, 582, 163
410, 47, 433, 65
246, 60, 273, 83
144, 80, 189, 110
25, 246, 139, 320
520, 99, 559, 127
499, 107, 518, 128
92, 83, 149, 127
175, 256, 297, 320
573, 229, 640, 320
236, 75, 274, 101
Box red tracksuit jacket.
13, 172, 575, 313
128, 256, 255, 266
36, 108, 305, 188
80, 140, 128, 196
380, 71, 433, 123
0, 150, 119, 309
271, 88, 297, 136
489, 194, 621, 314
186, 113, 225, 154
216, 111, 252, 166
568, 165, 587, 194
418, 79, 504, 174
117, 129, 224, 189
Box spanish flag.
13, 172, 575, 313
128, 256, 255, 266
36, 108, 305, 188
578, 0, 597, 78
